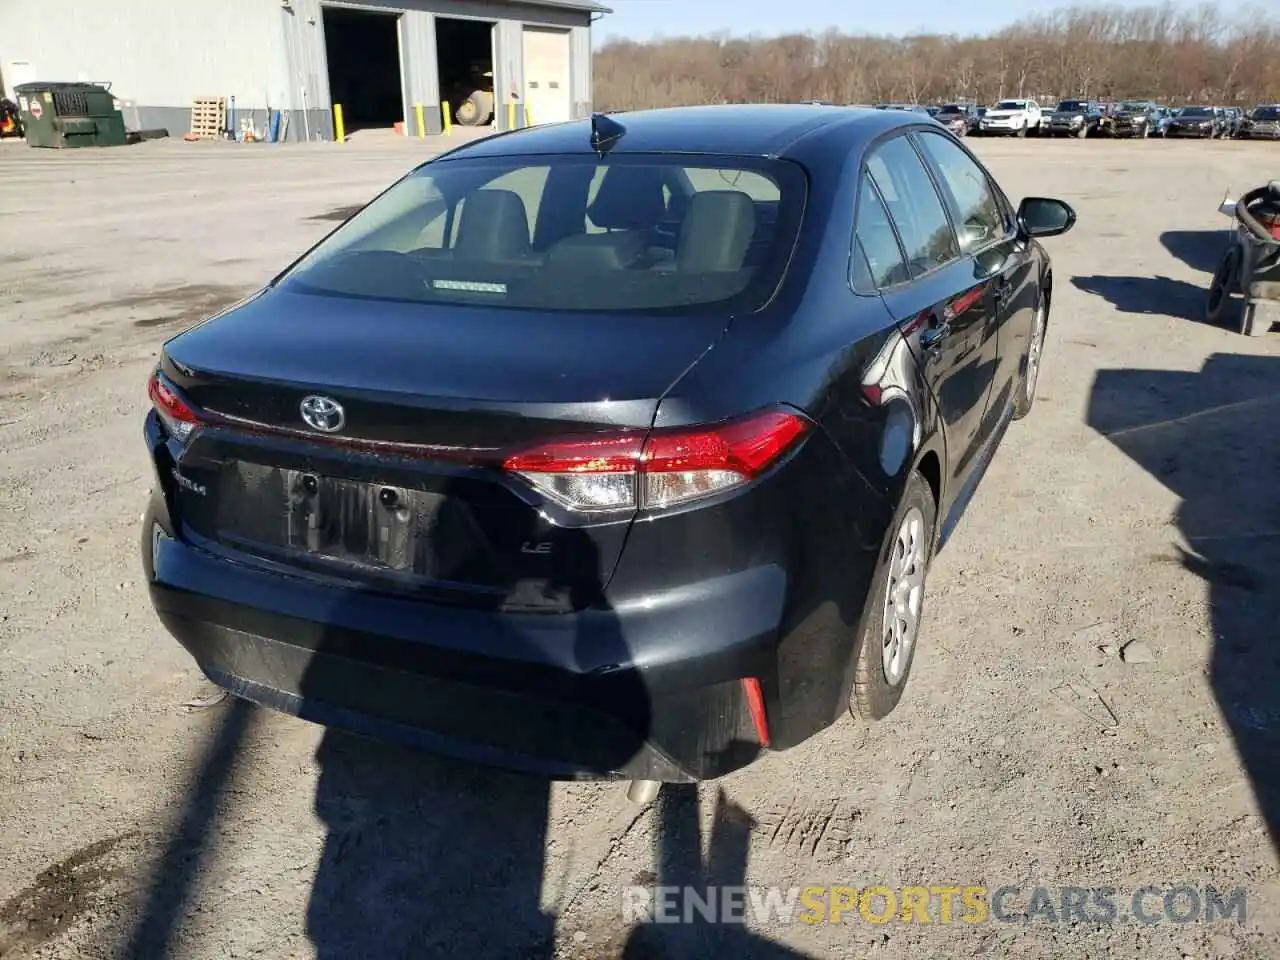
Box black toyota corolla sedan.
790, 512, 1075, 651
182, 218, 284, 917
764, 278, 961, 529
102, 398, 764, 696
141, 105, 1074, 788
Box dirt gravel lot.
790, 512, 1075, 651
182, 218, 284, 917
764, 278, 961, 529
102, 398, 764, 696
1, 132, 1279, 960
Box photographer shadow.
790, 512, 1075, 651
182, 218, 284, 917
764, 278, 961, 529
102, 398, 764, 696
621, 783, 816, 959
298, 515, 642, 958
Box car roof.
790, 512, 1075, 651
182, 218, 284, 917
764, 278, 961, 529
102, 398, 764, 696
431, 104, 922, 161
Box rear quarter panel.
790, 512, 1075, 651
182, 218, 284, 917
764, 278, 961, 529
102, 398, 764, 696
647, 132, 947, 744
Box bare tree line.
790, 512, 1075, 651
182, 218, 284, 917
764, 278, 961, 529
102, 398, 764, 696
594, 3, 1280, 111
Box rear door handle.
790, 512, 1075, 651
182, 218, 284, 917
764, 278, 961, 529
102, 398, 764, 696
920, 321, 950, 349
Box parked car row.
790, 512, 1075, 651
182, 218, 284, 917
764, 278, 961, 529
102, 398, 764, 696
866, 99, 1280, 142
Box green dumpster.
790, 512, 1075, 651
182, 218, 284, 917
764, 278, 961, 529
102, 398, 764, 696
14, 82, 128, 149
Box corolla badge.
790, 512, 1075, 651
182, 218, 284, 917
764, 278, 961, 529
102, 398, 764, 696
299, 395, 345, 433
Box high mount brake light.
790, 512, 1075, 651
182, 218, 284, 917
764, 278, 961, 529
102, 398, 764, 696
147, 370, 202, 442
503, 410, 811, 512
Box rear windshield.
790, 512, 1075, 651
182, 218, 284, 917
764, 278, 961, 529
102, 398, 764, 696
1179, 107, 1211, 117
280, 154, 806, 315
1253, 107, 1280, 121
1057, 100, 1087, 112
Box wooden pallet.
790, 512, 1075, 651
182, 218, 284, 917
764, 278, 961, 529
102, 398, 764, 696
189, 97, 226, 140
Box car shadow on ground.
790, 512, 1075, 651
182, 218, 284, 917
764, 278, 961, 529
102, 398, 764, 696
1160, 229, 1230, 274
1070, 274, 1210, 323
1087, 352, 1280, 853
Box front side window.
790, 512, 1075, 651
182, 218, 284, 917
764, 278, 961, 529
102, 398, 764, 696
865, 136, 959, 278
913, 131, 1008, 252
281, 154, 805, 314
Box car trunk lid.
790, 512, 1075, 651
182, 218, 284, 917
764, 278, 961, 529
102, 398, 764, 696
159, 287, 728, 611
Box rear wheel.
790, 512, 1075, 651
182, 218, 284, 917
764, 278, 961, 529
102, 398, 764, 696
849, 471, 936, 721
1205, 246, 1240, 326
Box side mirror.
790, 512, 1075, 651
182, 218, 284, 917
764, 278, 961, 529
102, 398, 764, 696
1016, 196, 1076, 239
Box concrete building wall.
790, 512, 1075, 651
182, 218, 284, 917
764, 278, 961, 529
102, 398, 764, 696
0, 0, 288, 135
0, 0, 598, 142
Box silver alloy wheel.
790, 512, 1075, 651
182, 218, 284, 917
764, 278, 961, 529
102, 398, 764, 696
1025, 303, 1046, 400
881, 505, 926, 685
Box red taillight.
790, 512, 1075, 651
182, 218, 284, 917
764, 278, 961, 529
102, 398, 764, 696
502, 410, 811, 512
147, 369, 202, 442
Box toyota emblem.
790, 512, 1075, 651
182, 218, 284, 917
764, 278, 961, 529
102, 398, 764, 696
299, 395, 345, 433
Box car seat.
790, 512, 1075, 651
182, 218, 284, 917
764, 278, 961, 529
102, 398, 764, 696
677, 190, 757, 272
453, 189, 533, 262
587, 166, 668, 234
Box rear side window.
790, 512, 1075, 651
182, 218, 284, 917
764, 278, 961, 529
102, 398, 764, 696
913, 131, 1008, 252
282, 154, 805, 315
853, 176, 909, 290
865, 136, 959, 278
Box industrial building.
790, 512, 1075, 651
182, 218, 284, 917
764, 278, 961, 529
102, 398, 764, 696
0, 0, 609, 141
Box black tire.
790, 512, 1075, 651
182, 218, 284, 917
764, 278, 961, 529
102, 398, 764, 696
849, 471, 937, 721
1205, 246, 1240, 326
1013, 295, 1047, 420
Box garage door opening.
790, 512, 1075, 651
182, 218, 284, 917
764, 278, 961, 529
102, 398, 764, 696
435, 17, 495, 129
322, 6, 404, 135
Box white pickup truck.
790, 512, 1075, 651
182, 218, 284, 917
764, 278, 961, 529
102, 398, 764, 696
977, 99, 1043, 137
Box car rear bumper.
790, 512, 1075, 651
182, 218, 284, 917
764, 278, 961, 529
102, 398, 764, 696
1166, 128, 1212, 138
144, 508, 786, 782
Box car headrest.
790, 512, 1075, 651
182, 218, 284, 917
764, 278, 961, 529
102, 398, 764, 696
587, 166, 667, 231
677, 190, 757, 272
454, 189, 531, 259
547, 231, 647, 272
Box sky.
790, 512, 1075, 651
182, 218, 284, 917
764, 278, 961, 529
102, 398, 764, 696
591, 0, 1185, 44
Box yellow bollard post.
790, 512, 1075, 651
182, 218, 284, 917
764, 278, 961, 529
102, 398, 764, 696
333, 103, 345, 143
415, 103, 425, 139
524, 104, 533, 128
442, 101, 452, 136
508, 101, 516, 131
